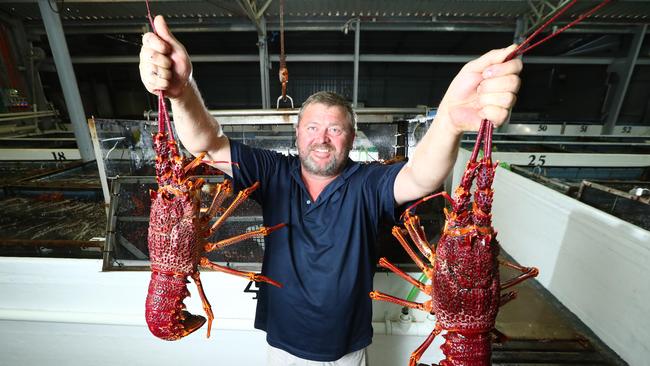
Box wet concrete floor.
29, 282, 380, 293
492, 261, 627, 365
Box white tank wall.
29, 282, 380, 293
0, 257, 446, 366
452, 149, 650, 366
5, 150, 647, 365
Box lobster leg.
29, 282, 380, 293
369, 291, 432, 313
378, 257, 430, 294
204, 223, 286, 252
191, 271, 215, 338
392, 226, 434, 276
199, 257, 282, 288
209, 182, 260, 235
202, 180, 233, 222
498, 250, 536, 309
499, 258, 539, 290
490, 328, 508, 344
499, 291, 517, 307
409, 323, 442, 366
403, 214, 435, 262
182, 152, 208, 175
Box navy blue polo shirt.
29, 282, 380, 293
228, 139, 405, 361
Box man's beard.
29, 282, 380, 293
299, 143, 350, 177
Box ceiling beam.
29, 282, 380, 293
236, 0, 271, 108
524, 0, 575, 36
65, 53, 622, 65
26, 20, 639, 35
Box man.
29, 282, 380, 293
139, 15, 522, 366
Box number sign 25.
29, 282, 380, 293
528, 154, 547, 166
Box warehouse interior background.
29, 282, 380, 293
0, 1, 648, 366
0, 0, 649, 124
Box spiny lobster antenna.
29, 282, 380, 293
469, 119, 486, 163
484, 119, 493, 161
508, 0, 612, 60
476, 0, 612, 160
468, 119, 492, 165
401, 191, 454, 221
145, 0, 174, 140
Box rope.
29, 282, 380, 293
279, 0, 285, 69
278, 0, 290, 104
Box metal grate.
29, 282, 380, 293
577, 180, 650, 230
104, 175, 267, 270
0, 195, 105, 258
511, 165, 650, 230
491, 338, 621, 365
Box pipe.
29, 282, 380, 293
353, 18, 360, 108
373, 317, 437, 336
0, 239, 103, 248
0, 124, 38, 135
144, 107, 425, 118
0, 111, 57, 122
257, 19, 270, 109
406, 273, 429, 302
0, 110, 56, 118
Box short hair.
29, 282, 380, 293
296, 91, 357, 131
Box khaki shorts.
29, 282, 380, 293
266, 344, 368, 366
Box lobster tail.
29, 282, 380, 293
145, 271, 206, 340
440, 332, 491, 366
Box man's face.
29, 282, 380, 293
296, 103, 355, 177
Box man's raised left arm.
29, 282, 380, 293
394, 45, 523, 206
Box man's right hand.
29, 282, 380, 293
139, 15, 191, 99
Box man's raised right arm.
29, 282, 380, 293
139, 15, 233, 176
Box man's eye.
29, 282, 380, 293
329, 127, 341, 135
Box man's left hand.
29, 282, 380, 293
437, 44, 523, 135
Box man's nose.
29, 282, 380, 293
314, 127, 330, 142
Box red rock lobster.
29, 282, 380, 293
369, 1, 610, 363
145, 96, 285, 341
142, 5, 284, 339
370, 120, 538, 365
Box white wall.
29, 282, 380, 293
0, 257, 446, 366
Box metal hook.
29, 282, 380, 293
276, 94, 294, 109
